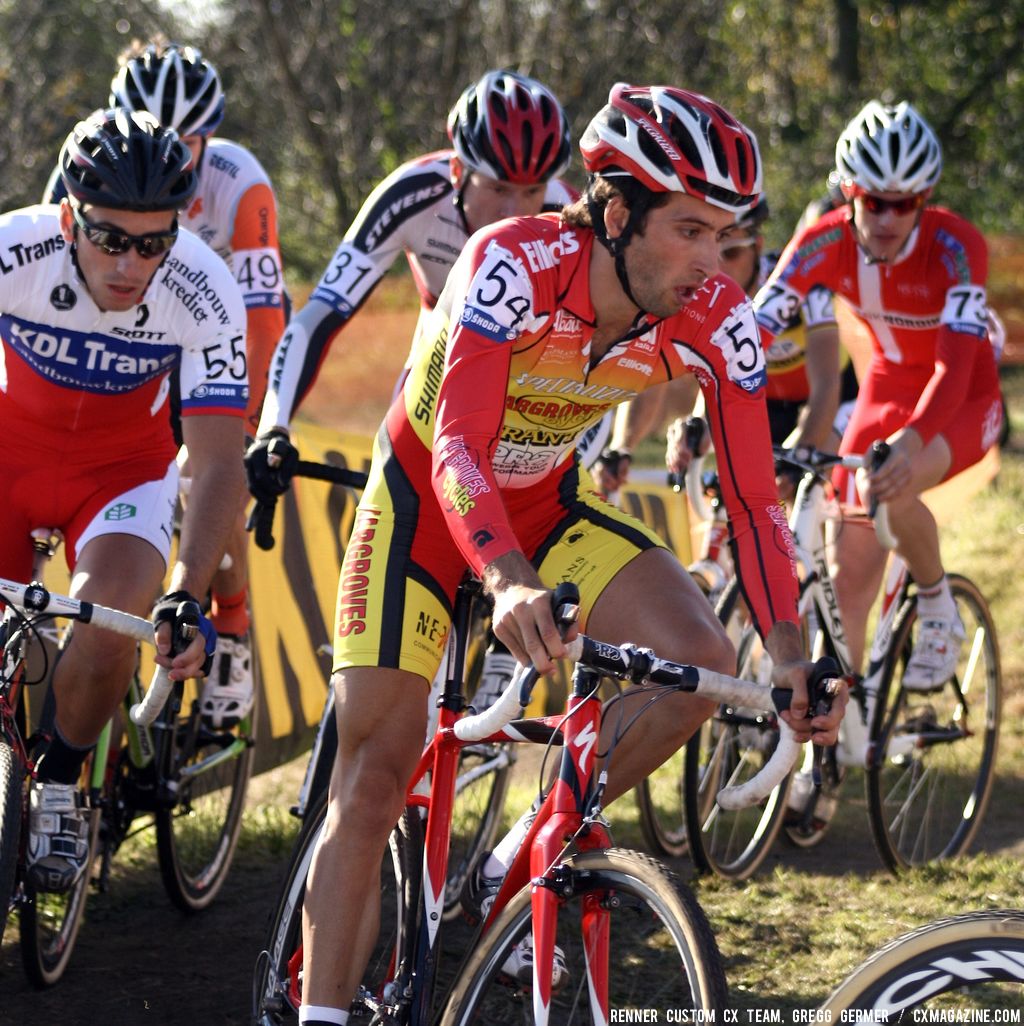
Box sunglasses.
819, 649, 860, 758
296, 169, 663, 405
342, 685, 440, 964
719, 235, 758, 261
857, 192, 925, 216
72, 205, 178, 259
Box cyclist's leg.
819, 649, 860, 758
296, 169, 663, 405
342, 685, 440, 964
50, 533, 166, 745
587, 547, 731, 804
301, 667, 427, 1011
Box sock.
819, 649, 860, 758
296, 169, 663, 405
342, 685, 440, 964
36, 725, 94, 785
210, 585, 249, 636
299, 1007, 348, 1025
917, 576, 955, 621
486, 797, 541, 876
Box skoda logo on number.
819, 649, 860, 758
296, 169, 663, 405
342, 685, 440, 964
50, 284, 77, 310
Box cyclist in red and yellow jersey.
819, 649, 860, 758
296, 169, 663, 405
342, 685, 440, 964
47, 40, 287, 728
286, 85, 847, 1026
754, 100, 1002, 688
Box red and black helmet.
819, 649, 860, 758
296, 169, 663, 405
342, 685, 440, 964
580, 84, 762, 213
447, 70, 571, 185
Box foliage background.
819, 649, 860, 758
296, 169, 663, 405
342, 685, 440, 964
2, 0, 1021, 279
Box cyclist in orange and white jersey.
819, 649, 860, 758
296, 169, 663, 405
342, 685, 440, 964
290, 84, 847, 1026
47, 40, 287, 729
2, 110, 246, 891
753, 100, 1002, 689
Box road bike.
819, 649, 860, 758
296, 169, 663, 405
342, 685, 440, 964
0, 531, 255, 986
253, 575, 842, 1024
683, 445, 1000, 878
821, 908, 1024, 1015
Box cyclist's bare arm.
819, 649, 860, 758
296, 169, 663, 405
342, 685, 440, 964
482, 551, 569, 674
159, 414, 245, 679
795, 322, 842, 450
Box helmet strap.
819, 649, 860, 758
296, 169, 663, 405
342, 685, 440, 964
586, 183, 651, 311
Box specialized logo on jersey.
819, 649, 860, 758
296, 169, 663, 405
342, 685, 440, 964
50, 285, 76, 311
710, 304, 766, 393
159, 256, 234, 327
104, 502, 137, 521
1, 313, 178, 394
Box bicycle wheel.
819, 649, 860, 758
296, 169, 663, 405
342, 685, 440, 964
866, 574, 1000, 871
155, 674, 257, 912
634, 575, 748, 864
441, 848, 728, 1024
635, 745, 687, 858
444, 741, 513, 920
19, 749, 101, 987
0, 735, 25, 947
684, 622, 790, 879
252, 792, 414, 1025
821, 909, 1024, 1014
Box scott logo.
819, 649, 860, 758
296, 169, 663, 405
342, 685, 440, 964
104, 503, 137, 522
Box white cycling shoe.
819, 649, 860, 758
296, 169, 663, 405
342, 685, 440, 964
501, 933, 569, 990
201, 632, 255, 728
27, 780, 90, 893
902, 614, 965, 692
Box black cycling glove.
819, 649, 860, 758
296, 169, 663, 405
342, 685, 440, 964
244, 430, 299, 504
151, 590, 216, 677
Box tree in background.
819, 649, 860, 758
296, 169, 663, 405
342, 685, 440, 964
3, 0, 1020, 278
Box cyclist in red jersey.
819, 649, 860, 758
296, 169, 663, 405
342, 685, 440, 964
42, 40, 289, 729
1, 110, 246, 891
753, 100, 1002, 689
290, 85, 847, 1026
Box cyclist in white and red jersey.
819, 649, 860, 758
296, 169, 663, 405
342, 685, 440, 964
291, 85, 847, 1026
249, 70, 575, 704
1, 109, 247, 891
45, 40, 286, 729
753, 100, 1003, 689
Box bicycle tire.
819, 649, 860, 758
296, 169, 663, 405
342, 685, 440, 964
633, 575, 747, 862
866, 574, 1000, 871
19, 748, 101, 987
634, 745, 688, 858
684, 593, 791, 880
440, 848, 728, 1024
155, 666, 257, 912
0, 735, 24, 947
443, 742, 513, 920
252, 792, 416, 1025
821, 909, 1024, 1013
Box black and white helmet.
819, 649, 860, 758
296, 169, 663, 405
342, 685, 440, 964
835, 100, 942, 193
111, 43, 224, 138
59, 107, 197, 211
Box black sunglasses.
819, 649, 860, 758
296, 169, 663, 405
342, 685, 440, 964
72, 205, 178, 259
858, 193, 925, 216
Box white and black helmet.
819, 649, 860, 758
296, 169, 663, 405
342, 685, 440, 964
835, 100, 942, 194
111, 43, 224, 138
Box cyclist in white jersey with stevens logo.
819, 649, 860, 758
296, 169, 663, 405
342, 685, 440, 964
248, 70, 576, 704
45, 40, 286, 730
1, 108, 247, 892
